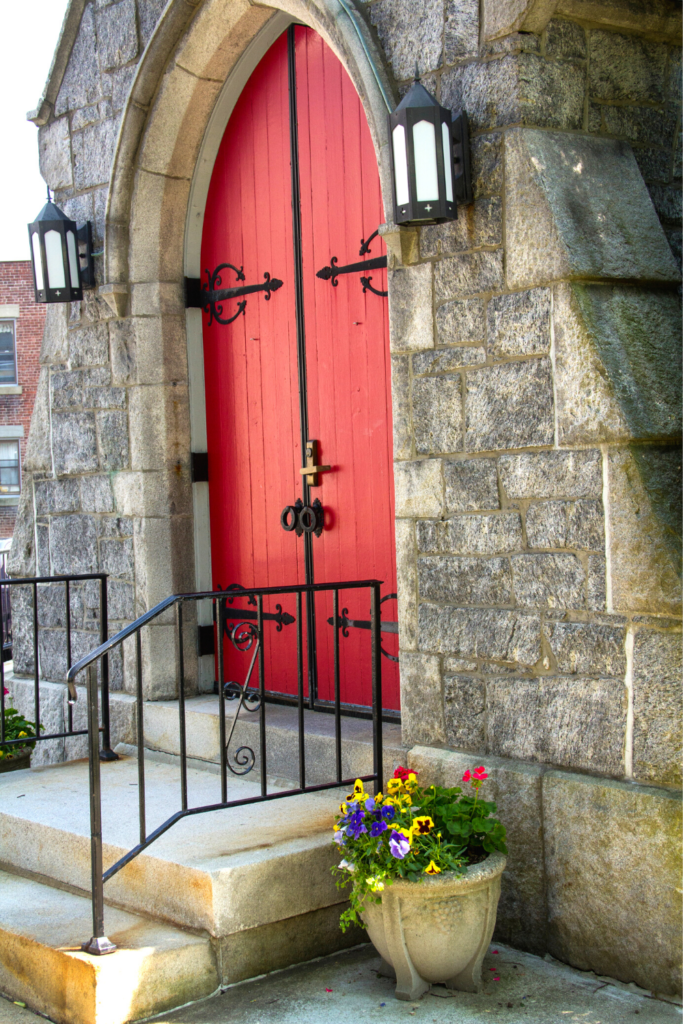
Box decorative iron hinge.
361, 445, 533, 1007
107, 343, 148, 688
185, 263, 283, 325
197, 624, 215, 656
316, 228, 388, 297
327, 592, 399, 661
191, 452, 209, 483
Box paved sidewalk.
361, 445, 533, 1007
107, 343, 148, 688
2, 942, 680, 1024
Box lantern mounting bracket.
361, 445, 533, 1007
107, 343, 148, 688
451, 110, 473, 207
77, 221, 96, 289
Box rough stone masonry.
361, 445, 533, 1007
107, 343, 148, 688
7, 0, 682, 998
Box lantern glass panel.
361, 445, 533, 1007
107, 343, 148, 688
392, 124, 410, 207
31, 232, 44, 291
412, 120, 439, 202
442, 121, 454, 203
45, 230, 66, 289
66, 230, 80, 288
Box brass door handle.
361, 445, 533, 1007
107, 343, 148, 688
300, 440, 331, 486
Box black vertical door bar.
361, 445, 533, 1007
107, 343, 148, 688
371, 583, 383, 795
177, 601, 188, 812
217, 598, 228, 803
296, 590, 306, 788
287, 24, 318, 706
136, 630, 146, 845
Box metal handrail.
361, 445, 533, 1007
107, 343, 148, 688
67, 579, 384, 957
0, 572, 115, 758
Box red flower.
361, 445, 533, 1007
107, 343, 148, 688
3, 687, 7, 696
473, 766, 488, 780
462, 770, 472, 783
393, 765, 417, 781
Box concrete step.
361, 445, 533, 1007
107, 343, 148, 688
0, 757, 362, 975
0, 868, 218, 1024
116, 693, 407, 788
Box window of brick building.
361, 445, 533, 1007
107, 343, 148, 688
0, 321, 17, 385
0, 441, 20, 495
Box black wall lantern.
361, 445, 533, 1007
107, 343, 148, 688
389, 81, 472, 225
27, 191, 96, 303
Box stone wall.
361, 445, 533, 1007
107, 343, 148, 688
364, 0, 682, 791
10, 0, 197, 722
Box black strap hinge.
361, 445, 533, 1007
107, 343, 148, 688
191, 452, 209, 483
185, 277, 202, 308
197, 624, 215, 657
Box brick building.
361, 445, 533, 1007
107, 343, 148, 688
0, 261, 44, 539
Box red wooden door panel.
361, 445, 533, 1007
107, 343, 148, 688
201, 27, 399, 709
202, 35, 303, 694
295, 27, 398, 708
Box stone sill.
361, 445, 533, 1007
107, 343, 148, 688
0, 496, 19, 506
0, 386, 22, 395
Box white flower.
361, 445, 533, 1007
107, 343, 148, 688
333, 832, 346, 847
338, 859, 355, 872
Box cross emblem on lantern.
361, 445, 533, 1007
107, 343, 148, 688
425, 204, 433, 212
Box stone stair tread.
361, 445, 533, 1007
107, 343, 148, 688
0, 868, 217, 1024
124, 693, 406, 784
0, 755, 340, 864
0, 757, 349, 936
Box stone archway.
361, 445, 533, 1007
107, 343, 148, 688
98, 0, 397, 697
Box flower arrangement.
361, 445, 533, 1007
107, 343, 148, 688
0, 686, 40, 761
332, 764, 507, 931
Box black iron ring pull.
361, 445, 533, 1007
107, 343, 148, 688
280, 498, 324, 538
280, 506, 298, 532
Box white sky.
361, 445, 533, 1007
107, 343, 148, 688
0, 1, 71, 261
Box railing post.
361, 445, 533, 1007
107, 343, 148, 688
99, 574, 118, 761
82, 663, 116, 956
370, 583, 383, 796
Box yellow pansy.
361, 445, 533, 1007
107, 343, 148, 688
387, 777, 402, 795
18, 731, 27, 738
353, 779, 365, 796
411, 816, 435, 836
425, 860, 441, 875
339, 802, 348, 815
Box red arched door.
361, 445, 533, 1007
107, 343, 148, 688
201, 25, 398, 710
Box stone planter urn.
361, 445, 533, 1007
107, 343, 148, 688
0, 749, 31, 774
362, 852, 506, 1001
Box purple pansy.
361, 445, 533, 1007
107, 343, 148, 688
333, 831, 346, 846
381, 804, 395, 821
370, 820, 387, 837
389, 830, 411, 859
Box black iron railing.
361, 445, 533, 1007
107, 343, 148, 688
66, 579, 383, 956
0, 573, 116, 758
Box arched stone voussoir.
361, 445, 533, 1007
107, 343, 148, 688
102, 0, 395, 316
